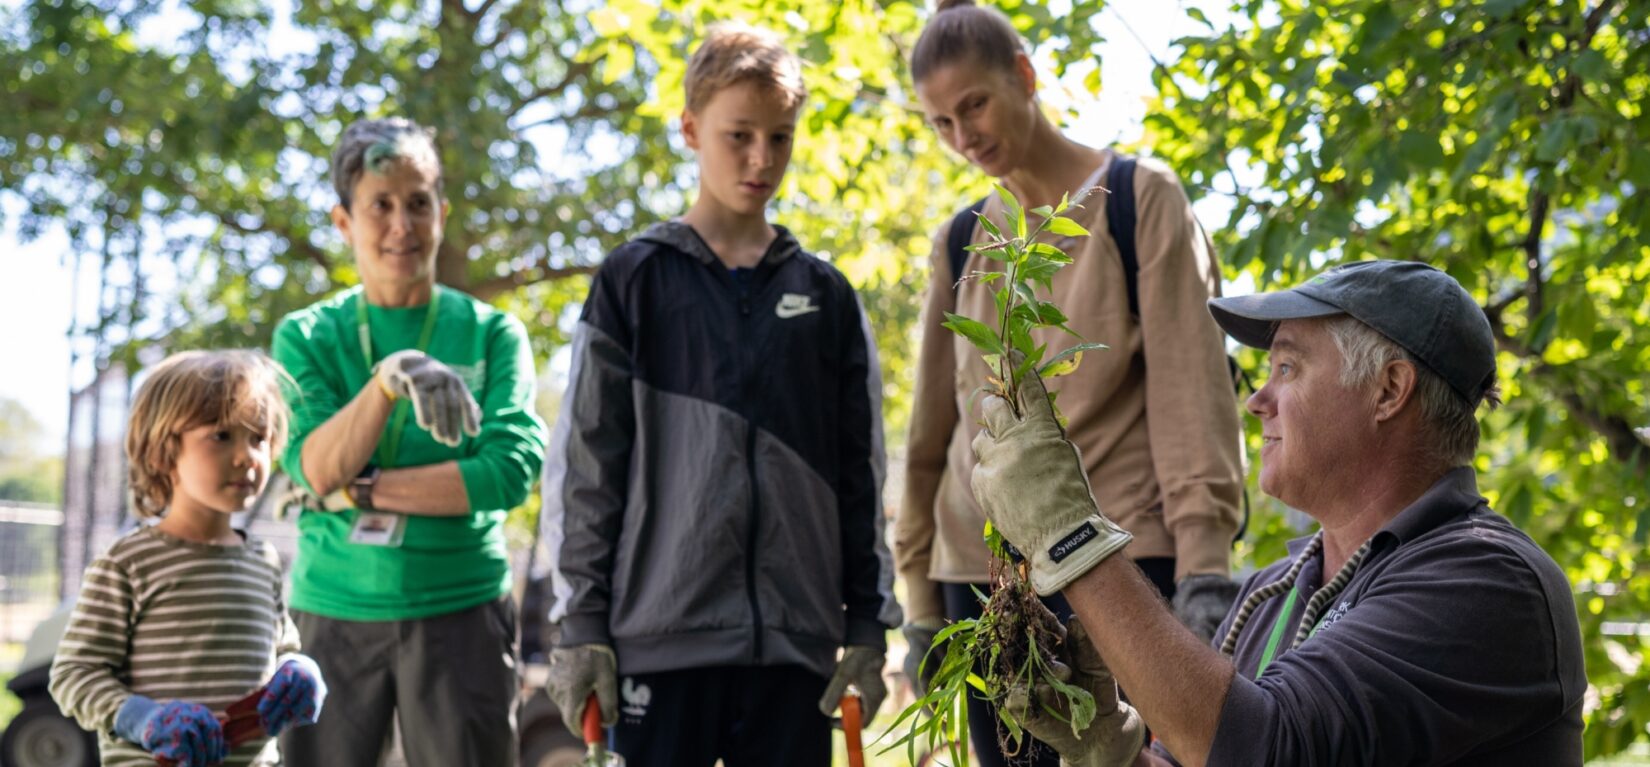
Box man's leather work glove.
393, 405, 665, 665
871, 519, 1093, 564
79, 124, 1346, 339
971, 368, 1133, 596
1001, 618, 1145, 767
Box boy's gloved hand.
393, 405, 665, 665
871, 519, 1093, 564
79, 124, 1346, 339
547, 644, 617, 737
374, 350, 482, 447
1172, 574, 1242, 644
259, 654, 327, 736
901, 620, 946, 696
970, 368, 1133, 596
1002, 618, 1145, 767
113, 695, 227, 766
818, 645, 888, 725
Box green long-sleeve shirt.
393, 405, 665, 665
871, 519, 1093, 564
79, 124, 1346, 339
272, 285, 548, 620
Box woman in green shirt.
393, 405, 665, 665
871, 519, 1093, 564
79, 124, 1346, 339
271, 117, 549, 766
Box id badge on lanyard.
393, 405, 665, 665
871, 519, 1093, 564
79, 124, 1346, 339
347, 287, 442, 548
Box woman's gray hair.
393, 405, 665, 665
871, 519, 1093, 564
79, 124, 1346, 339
1323, 315, 1499, 467
330, 118, 443, 210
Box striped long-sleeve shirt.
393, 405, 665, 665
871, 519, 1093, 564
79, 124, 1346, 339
49, 525, 300, 767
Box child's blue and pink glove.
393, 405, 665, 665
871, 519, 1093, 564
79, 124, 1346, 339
257, 654, 327, 736
113, 695, 227, 766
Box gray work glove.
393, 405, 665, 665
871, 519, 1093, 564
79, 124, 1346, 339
971, 369, 1133, 596
374, 350, 482, 447
547, 644, 618, 737
818, 645, 888, 726
1002, 618, 1145, 767
901, 620, 946, 696
1172, 574, 1242, 645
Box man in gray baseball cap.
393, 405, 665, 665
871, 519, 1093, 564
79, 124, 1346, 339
963, 260, 1584, 766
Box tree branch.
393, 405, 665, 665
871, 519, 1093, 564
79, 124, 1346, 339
469, 262, 597, 301
1486, 308, 1648, 480
1522, 187, 1548, 325
212, 209, 333, 273
159, 169, 334, 272
513, 97, 619, 131
510, 60, 598, 120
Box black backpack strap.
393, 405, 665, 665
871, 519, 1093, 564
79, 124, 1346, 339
947, 197, 989, 293
1106, 154, 1141, 317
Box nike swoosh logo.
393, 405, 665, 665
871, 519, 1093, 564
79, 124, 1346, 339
775, 294, 821, 319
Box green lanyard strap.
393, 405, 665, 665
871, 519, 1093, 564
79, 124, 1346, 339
1255, 585, 1300, 680
355, 286, 442, 469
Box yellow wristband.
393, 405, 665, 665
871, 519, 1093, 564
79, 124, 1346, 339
376, 375, 398, 402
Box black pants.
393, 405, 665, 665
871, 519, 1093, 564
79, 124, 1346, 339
610, 664, 830, 767
943, 557, 1176, 767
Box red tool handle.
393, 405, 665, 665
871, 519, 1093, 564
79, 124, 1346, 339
153, 688, 269, 766
582, 694, 603, 746
841, 694, 864, 767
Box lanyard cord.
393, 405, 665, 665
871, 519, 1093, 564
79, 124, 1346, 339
355, 286, 442, 369
1220, 532, 1375, 677
354, 286, 442, 468
1221, 533, 1320, 656
1292, 539, 1373, 647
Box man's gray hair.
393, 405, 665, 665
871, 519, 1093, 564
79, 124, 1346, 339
330, 118, 443, 210
1323, 315, 1499, 467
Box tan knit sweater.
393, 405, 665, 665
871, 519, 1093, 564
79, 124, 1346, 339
895, 151, 1244, 622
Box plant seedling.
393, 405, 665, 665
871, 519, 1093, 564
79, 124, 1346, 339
881, 183, 1107, 765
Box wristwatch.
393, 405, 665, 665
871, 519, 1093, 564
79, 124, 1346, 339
348, 466, 381, 511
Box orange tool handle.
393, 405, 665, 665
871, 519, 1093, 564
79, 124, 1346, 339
582, 694, 603, 746
841, 694, 864, 767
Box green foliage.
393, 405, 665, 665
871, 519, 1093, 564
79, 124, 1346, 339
4, 0, 1648, 757
0, 0, 1015, 448
0, 397, 62, 504
1134, 0, 1650, 757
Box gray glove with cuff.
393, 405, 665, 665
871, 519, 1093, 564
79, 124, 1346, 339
818, 645, 888, 727
546, 643, 618, 737
374, 350, 482, 447
1172, 573, 1242, 644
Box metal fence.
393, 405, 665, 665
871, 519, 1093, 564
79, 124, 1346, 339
59, 363, 131, 602
0, 501, 63, 647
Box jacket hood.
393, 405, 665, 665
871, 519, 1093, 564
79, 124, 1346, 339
637, 221, 803, 267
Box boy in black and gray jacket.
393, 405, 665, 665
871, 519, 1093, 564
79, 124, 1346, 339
539, 21, 901, 766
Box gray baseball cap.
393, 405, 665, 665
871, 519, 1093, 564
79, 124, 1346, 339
1208, 260, 1497, 405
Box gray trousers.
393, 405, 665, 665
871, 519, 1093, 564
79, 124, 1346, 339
279, 595, 519, 767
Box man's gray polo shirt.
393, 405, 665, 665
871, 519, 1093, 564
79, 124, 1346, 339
1204, 467, 1584, 766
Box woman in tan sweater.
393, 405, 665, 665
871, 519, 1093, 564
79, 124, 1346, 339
895, 1, 1246, 764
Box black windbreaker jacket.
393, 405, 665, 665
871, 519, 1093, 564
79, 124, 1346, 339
542, 221, 901, 677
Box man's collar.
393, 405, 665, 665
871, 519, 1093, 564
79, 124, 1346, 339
1374, 466, 1485, 546
1278, 467, 1483, 559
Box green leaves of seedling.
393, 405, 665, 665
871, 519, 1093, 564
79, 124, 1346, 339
951, 183, 1105, 412
944, 313, 1003, 356
1040, 342, 1108, 378
884, 182, 1108, 762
